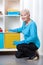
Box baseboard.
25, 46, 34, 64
0, 51, 16, 55
0, 49, 17, 55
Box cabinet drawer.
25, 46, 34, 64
0, 33, 4, 48
4, 33, 20, 48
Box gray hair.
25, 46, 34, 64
20, 9, 30, 15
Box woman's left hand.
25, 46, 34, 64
13, 41, 20, 45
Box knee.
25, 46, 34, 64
16, 44, 22, 50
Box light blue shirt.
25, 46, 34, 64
9, 19, 40, 48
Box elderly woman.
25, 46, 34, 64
9, 9, 40, 60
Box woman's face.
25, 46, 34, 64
21, 11, 30, 22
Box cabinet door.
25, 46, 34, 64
4, 33, 20, 48
0, 33, 4, 48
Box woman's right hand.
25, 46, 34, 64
5, 29, 8, 32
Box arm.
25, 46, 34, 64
13, 23, 37, 45
9, 22, 24, 33
9, 27, 23, 33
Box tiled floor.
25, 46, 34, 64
0, 55, 43, 65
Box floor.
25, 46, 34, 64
0, 55, 43, 65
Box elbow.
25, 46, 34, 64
32, 35, 36, 40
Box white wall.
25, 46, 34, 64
40, 0, 43, 55
0, 18, 4, 32
21, 0, 43, 55
0, 0, 4, 15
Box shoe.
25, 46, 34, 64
27, 51, 39, 61
35, 51, 39, 60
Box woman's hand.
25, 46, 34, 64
13, 41, 20, 46
5, 29, 8, 32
